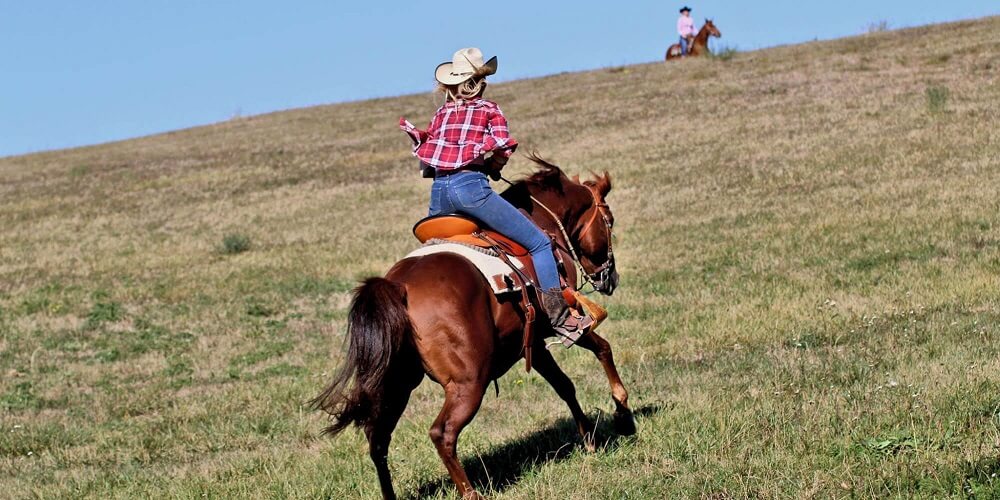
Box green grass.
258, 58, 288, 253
710, 45, 739, 62
1, 15, 999, 499
221, 233, 252, 255
926, 84, 950, 114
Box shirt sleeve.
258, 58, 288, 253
400, 106, 447, 147
399, 117, 427, 146
482, 106, 518, 158
426, 108, 445, 139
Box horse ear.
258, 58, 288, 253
573, 174, 580, 184
595, 171, 612, 197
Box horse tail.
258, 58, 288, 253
310, 277, 412, 436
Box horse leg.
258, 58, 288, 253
428, 381, 488, 500
575, 331, 636, 436
365, 373, 421, 500
531, 347, 596, 452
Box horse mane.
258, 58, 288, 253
500, 152, 585, 215
516, 152, 567, 192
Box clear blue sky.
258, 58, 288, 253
2, 1, 996, 157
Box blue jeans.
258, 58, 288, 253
680, 36, 689, 55
428, 171, 561, 291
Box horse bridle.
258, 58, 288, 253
504, 177, 615, 292
572, 187, 616, 290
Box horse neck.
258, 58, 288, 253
531, 186, 596, 243
506, 183, 578, 236
525, 190, 566, 230
694, 25, 711, 45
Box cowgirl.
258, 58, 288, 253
401, 48, 591, 341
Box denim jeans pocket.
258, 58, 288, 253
428, 183, 445, 215
453, 176, 491, 209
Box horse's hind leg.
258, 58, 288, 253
366, 373, 422, 500
531, 347, 596, 451
575, 331, 636, 435
429, 381, 488, 499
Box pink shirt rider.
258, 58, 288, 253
677, 15, 696, 37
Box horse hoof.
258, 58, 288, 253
614, 410, 637, 436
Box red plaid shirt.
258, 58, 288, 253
400, 98, 518, 170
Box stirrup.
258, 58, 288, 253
553, 313, 594, 348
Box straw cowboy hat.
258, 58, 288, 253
435, 48, 498, 86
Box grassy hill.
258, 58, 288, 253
2, 16, 999, 499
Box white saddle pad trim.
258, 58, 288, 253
405, 243, 527, 295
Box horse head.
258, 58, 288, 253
705, 19, 722, 38
510, 155, 619, 296
579, 171, 618, 295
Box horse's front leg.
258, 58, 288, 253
575, 331, 636, 435
531, 347, 596, 451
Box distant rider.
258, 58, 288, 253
677, 6, 696, 56
400, 48, 593, 343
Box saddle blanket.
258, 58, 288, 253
404, 242, 529, 295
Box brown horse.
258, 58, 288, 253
312, 156, 634, 499
666, 19, 722, 60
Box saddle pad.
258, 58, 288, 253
405, 243, 529, 295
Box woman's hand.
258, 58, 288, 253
486, 154, 508, 180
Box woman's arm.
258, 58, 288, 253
482, 106, 518, 158
399, 106, 446, 146
399, 118, 427, 145
425, 108, 445, 139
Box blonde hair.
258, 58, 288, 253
438, 77, 487, 102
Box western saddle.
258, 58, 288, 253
414, 214, 529, 256
412, 214, 607, 371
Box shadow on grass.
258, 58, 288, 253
405, 404, 662, 499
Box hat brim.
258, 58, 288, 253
680, 7, 691, 13
435, 56, 498, 85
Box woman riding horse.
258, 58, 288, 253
314, 50, 634, 499
400, 48, 592, 342
666, 18, 722, 60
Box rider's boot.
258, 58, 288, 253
540, 289, 594, 347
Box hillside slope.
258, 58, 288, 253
2, 17, 999, 498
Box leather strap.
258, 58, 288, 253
476, 231, 538, 372
433, 162, 491, 178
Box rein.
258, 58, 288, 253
500, 176, 614, 291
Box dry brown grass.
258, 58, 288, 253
2, 16, 999, 499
